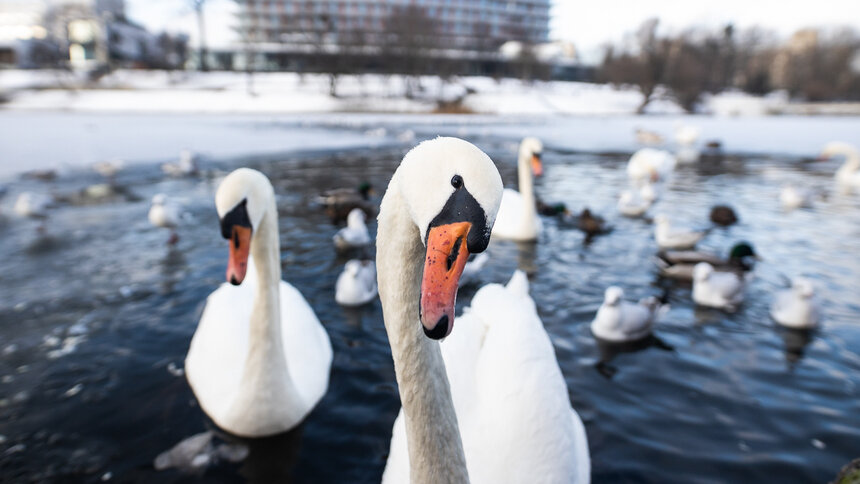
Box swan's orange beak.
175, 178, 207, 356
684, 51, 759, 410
531, 154, 543, 177
420, 222, 472, 339
226, 225, 252, 285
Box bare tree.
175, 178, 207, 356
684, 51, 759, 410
382, 5, 440, 98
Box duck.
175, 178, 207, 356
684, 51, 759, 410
617, 190, 650, 218
820, 142, 860, 191
536, 198, 568, 216
376, 138, 589, 484
654, 214, 706, 250
770, 277, 819, 329
333, 208, 371, 251
709, 205, 738, 226
162, 149, 199, 177
334, 259, 378, 306
780, 184, 812, 210
654, 241, 757, 281
627, 148, 676, 185
571, 207, 611, 238
185, 168, 332, 437
492, 137, 544, 241
148, 194, 181, 245
692, 262, 745, 312
591, 286, 665, 343
317, 182, 375, 223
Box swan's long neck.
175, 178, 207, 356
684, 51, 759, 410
377, 184, 469, 484
517, 151, 537, 232
837, 149, 860, 176
230, 195, 305, 429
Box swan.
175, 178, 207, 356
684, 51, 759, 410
492, 137, 544, 241
335, 259, 377, 306
771, 277, 819, 329
162, 149, 199, 177
376, 137, 589, 483
639, 182, 659, 203
333, 208, 372, 251
148, 194, 181, 245
591, 286, 665, 343
627, 148, 676, 185
820, 142, 860, 190
654, 241, 757, 281
617, 190, 650, 217
654, 214, 706, 250
692, 262, 745, 312
185, 168, 332, 438
780, 184, 812, 210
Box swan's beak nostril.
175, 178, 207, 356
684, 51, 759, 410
419, 222, 471, 339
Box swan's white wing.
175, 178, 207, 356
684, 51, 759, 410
280, 280, 332, 409
381, 412, 409, 484
492, 189, 541, 240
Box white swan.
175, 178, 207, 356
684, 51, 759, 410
819, 142, 860, 190
780, 184, 811, 210
692, 262, 745, 312
185, 168, 332, 438
617, 190, 650, 217
335, 259, 377, 306
162, 149, 199, 177
627, 148, 676, 185
376, 137, 589, 483
591, 286, 664, 342
148, 193, 181, 244
492, 137, 544, 241
771, 277, 819, 329
654, 214, 706, 250
333, 207, 372, 251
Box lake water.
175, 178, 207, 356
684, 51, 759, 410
1, 115, 859, 483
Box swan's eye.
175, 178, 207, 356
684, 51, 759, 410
451, 175, 463, 189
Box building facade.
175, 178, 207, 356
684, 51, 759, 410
235, 0, 550, 59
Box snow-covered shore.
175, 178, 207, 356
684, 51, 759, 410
0, 69, 826, 116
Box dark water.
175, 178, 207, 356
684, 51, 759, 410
1, 137, 859, 483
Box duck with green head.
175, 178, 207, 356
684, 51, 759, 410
654, 241, 758, 282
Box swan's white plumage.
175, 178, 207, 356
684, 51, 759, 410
335, 259, 378, 306
822, 142, 860, 190
591, 286, 663, 342
492, 137, 543, 241
654, 215, 705, 250
333, 208, 371, 250
693, 262, 745, 311
771, 278, 819, 329
383, 271, 590, 484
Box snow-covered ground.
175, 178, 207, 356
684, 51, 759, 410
0, 69, 804, 116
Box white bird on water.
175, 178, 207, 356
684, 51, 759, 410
693, 262, 745, 312
148, 194, 181, 245
771, 277, 819, 329
591, 286, 666, 343
333, 208, 372, 251
654, 214, 706, 250
335, 259, 378, 306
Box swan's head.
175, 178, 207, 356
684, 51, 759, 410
693, 262, 713, 281
215, 168, 274, 285
519, 136, 543, 177
819, 141, 859, 161
604, 286, 624, 305
793, 277, 815, 298
394, 137, 503, 339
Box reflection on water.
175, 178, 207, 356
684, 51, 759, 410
594, 335, 674, 380
0, 137, 859, 483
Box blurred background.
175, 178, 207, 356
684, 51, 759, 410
1, 1, 860, 483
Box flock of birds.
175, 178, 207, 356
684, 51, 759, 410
4, 129, 860, 482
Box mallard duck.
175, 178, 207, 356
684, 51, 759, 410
709, 205, 738, 226
536, 199, 568, 216
654, 241, 757, 281
318, 182, 375, 223
570, 208, 611, 237
692, 262, 745, 311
